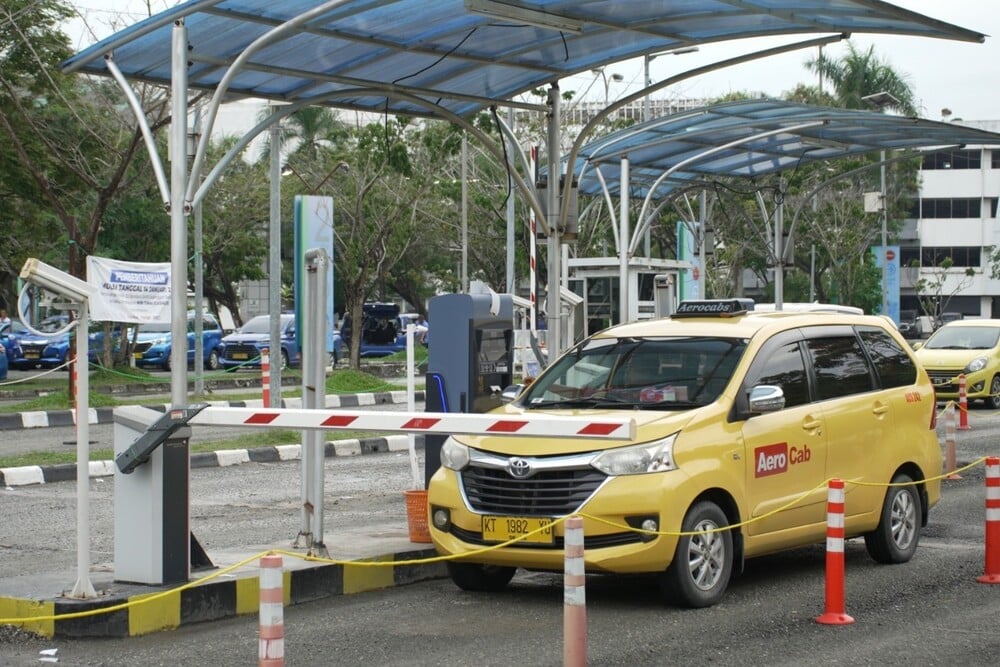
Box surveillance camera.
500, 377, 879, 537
19, 258, 95, 303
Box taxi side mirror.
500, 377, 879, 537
748, 385, 785, 414
501, 384, 523, 403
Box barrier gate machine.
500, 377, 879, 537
424, 292, 514, 486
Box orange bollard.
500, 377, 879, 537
816, 479, 855, 625
261, 347, 270, 407
977, 457, 1000, 585
958, 374, 971, 430
944, 403, 962, 480
259, 554, 284, 666
563, 516, 587, 667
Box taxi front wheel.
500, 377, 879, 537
864, 473, 921, 564
659, 501, 734, 608
446, 562, 516, 592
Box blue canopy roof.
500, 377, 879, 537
562, 100, 1000, 200
63, 0, 985, 120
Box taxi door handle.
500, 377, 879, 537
872, 403, 889, 417
802, 418, 822, 434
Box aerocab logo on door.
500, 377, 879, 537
754, 442, 812, 478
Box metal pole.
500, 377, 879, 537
546, 84, 562, 359
880, 150, 888, 315
269, 116, 282, 407
462, 132, 469, 293
618, 157, 630, 324
775, 182, 784, 310
193, 105, 204, 396
169, 20, 189, 410
308, 249, 328, 554
506, 107, 516, 294
69, 301, 96, 598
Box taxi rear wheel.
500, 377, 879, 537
659, 501, 733, 608
864, 473, 921, 564
446, 562, 516, 592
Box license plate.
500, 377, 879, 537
233, 352, 248, 360
482, 515, 553, 544
25, 352, 39, 359
133, 352, 142, 359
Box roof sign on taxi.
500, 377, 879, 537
672, 299, 754, 318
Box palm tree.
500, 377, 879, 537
806, 43, 917, 115
257, 106, 347, 164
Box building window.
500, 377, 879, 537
911, 198, 982, 218
992, 150, 1000, 169
920, 246, 981, 268
922, 149, 981, 170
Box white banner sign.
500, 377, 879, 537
86, 257, 171, 323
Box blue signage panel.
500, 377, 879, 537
872, 245, 900, 323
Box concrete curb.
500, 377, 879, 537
0, 543, 445, 638
0, 434, 424, 488
0, 389, 425, 431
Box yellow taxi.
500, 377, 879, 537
913, 318, 1000, 409
428, 299, 941, 607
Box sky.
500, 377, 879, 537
67, 0, 999, 122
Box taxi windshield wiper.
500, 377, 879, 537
634, 399, 702, 410
526, 394, 635, 409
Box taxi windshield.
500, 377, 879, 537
521, 336, 747, 410
924, 326, 1000, 350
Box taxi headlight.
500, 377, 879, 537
440, 437, 470, 471
966, 356, 988, 374
591, 433, 678, 476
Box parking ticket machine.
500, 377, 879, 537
424, 293, 514, 485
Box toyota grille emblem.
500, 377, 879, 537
507, 457, 532, 479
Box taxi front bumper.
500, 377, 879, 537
427, 468, 690, 574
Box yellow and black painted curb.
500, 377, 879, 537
0, 546, 443, 639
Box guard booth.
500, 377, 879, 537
424, 293, 513, 485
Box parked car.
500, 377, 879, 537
913, 318, 1000, 409
14, 315, 70, 370
340, 303, 409, 357
218, 314, 301, 371
0, 337, 7, 380
133, 312, 224, 371
937, 312, 965, 327
898, 309, 918, 337
0, 320, 29, 368
428, 298, 940, 608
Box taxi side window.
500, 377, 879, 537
750, 341, 810, 408
806, 335, 874, 400
857, 326, 916, 389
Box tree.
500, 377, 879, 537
805, 43, 917, 115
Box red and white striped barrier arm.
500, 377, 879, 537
189, 407, 636, 440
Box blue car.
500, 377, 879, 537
0, 320, 29, 368
340, 303, 408, 358
15, 315, 70, 370
133, 312, 224, 371
218, 313, 343, 371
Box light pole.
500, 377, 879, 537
643, 46, 699, 122
862, 91, 901, 317
590, 68, 623, 106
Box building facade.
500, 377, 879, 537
900, 121, 1000, 319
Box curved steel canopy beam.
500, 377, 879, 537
559, 33, 848, 236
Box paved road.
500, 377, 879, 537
1, 453, 997, 665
